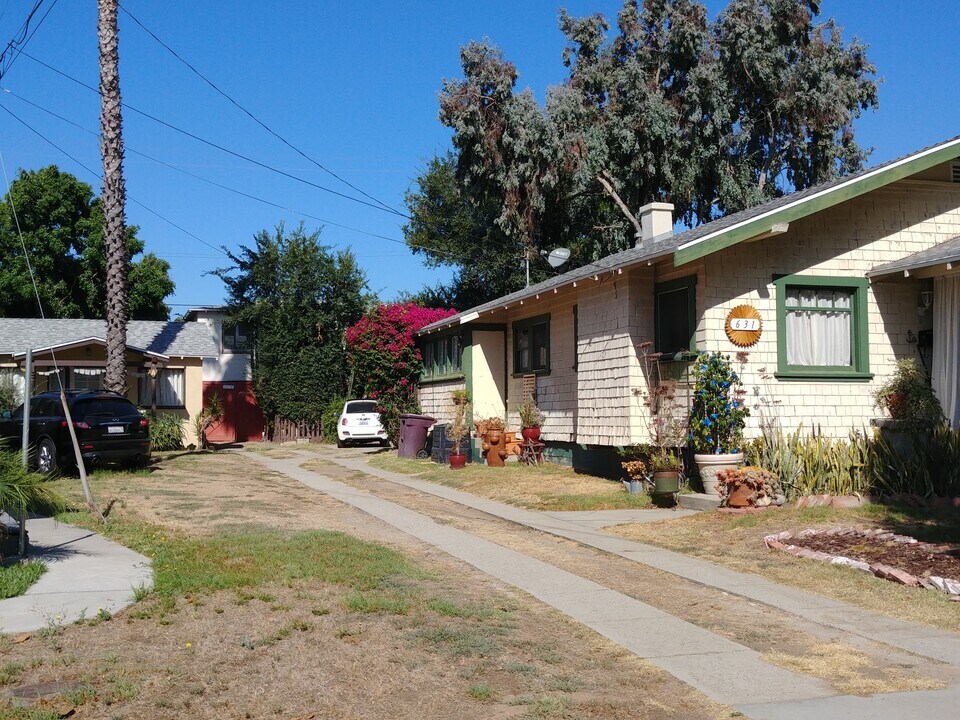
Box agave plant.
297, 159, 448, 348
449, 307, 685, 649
0, 443, 66, 558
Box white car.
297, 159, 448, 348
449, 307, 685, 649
337, 399, 389, 447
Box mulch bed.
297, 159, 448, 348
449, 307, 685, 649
764, 527, 960, 597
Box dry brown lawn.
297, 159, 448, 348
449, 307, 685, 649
0, 451, 728, 720
608, 504, 960, 632
363, 454, 652, 511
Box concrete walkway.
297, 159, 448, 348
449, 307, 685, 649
332, 451, 960, 668
0, 518, 152, 633
250, 448, 960, 719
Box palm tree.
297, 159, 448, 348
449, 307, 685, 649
98, 0, 128, 393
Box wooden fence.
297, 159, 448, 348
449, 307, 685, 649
271, 416, 323, 444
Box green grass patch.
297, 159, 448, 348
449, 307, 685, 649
56, 511, 428, 599
0, 560, 46, 599
342, 591, 412, 615
539, 492, 652, 511
467, 683, 493, 701
0, 661, 25, 686
427, 597, 499, 620
410, 626, 501, 657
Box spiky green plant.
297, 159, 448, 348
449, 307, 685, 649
0, 443, 66, 558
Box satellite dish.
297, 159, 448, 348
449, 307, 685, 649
543, 247, 571, 268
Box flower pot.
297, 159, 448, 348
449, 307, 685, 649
521, 426, 541, 442
449, 453, 466, 470
694, 452, 743, 496
622, 479, 645, 494
482, 430, 507, 467
652, 470, 681, 495
886, 392, 906, 420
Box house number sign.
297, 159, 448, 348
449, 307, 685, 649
724, 305, 763, 347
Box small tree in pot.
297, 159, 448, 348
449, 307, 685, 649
873, 358, 945, 427
447, 390, 470, 469
689, 352, 749, 495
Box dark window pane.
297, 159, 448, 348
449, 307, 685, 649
657, 286, 691, 353
532, 323, 548, 371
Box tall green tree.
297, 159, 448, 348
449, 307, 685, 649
212, 223, 367, 425
0, 166, 174, 320
406, 0, 878, 306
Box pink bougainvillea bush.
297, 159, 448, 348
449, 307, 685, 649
345, 302, 455, 443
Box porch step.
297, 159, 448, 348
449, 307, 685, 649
679, 492, 720, 512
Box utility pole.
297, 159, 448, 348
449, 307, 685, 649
99, 0, 128, 394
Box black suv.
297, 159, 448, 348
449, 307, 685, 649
0, 390, 151, 473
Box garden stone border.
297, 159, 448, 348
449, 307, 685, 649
763, 527, 960, 598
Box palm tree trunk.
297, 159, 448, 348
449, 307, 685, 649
99, 0, 128, 394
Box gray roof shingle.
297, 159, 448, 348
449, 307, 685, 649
0, 319, 219, 358
868, 235, 960, 278
418, 133, 960, 335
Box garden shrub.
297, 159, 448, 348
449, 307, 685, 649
867, 424, 960, 498
322, 394, 346, 442
149, 412, 185, 451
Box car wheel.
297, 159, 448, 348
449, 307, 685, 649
380, 439, 390, 448
336, 438, 345, 448
37, 438, 58, 475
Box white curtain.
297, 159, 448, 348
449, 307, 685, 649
137, 369, 185, 407
785, 288, 852, 366
933, 275, 960, 429
0, 368, 25, 404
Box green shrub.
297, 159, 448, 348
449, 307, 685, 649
0, 445, 65, 560
149, 413, 185, 451
322, 395, 346, 442
867, 424, 960, 498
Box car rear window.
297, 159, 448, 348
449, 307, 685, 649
73, 398, 141, 420
345, 401, 377, 414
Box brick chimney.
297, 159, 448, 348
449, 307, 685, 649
637, 202, 674, 246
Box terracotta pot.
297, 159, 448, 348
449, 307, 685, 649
886, 392, 906, 419
652, 471, 681, 495
521, 426, 541, 442
482, 430, 507, 467
694, 452, 744, 496
449, 453, 466, 470
727, 483, 753, 508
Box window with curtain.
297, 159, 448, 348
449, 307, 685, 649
513, 315, 550, 375
70, 368, 105, 391
137, 368, 185, 407
774, 275, 870, 378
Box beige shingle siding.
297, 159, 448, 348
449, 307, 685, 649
689, 180, 960, 439
417, 378, 465, 426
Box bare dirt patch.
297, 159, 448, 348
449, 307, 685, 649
3, 450, 731, 719
608, 505, 960, 632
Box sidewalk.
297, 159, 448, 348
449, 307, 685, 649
247, 448, 960, 719
0, 518, 152, 634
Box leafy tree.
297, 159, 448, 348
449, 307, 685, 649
213, 223, 367, 427
0, 166, 174, 320
345, 302, 456, 442
406, 0, 878, 305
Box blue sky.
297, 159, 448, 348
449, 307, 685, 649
0, 1, 958, 315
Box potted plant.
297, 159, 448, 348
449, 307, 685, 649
446, 390, 470, 469
873, 358, 945, 426
618, 451, 648, 494
476, 416, 507, 467
689, 352, 749, 495
635, 341, 688, 497
650, 449, 682, 494
518, 398, 544, 442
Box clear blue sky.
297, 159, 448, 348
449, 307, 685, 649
0, 0, 958, 315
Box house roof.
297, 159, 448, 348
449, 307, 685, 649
0, 319, 219, 358
418, 133, 960, 336
867, 235, 960, 279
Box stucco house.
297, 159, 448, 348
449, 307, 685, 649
0, 317, 220, 446
182, 307, 264, 443
415, 134, 960, 474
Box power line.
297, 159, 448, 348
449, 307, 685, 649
117, 1, 402, 218
18, 49, 407, 218
0, 100, 228, 257
0, 0, 57, 80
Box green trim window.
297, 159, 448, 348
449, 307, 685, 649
513, 314, 550, 375
654, 275, 697, 354
773, 275, 871, 380
421, 333, 463, 380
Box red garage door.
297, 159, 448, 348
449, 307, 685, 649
203, 381, 264, 444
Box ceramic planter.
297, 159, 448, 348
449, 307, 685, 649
449, 453, 466, 470
652, 470, 681, 495
694, 452, 743, 496
521, 426, 541, 442
482, 430, 507, 467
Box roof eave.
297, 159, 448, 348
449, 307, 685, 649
672, 137, 960, 267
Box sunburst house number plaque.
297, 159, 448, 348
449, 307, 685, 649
724, 305, 763, 347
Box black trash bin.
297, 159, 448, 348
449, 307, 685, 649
430, 424, 472, 465
398, 413, 436, 458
